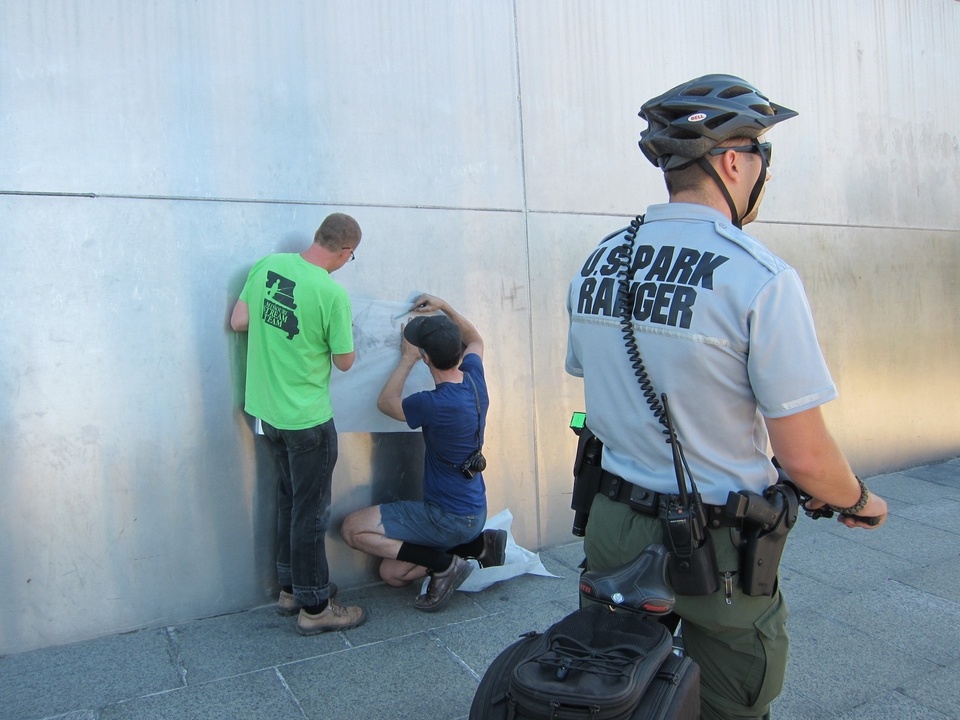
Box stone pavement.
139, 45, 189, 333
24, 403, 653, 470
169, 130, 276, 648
2, 459, 959, 719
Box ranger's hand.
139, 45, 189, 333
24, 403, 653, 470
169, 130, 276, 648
838, 492, 888, 529
803, 494, 888, 529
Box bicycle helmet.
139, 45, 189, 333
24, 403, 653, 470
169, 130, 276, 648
639, 74, 797, 171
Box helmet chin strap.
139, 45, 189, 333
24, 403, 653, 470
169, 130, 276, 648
743, 140, 769, 223
695, 139, 767, 229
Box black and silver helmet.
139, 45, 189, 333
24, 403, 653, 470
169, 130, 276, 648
639, 74, 798, 171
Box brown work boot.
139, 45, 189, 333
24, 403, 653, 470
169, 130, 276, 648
476, 529, 507, 568
414, 555, 472, 612
296, 599, 366, 635
278, 583, 337, 616
277, 590, 299, 616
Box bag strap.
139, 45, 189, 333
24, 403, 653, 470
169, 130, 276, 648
464, 371, 483, 448
435, 368, 484, 471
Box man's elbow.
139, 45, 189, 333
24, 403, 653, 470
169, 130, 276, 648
332, 352, 356, 372
464, 339, 484, 358
229, 303, 249, 332
377, 398, 404, 422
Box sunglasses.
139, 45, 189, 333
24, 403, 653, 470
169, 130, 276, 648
707, 141, 772, 165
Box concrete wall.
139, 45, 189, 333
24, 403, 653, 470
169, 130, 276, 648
1, 0, 958, 653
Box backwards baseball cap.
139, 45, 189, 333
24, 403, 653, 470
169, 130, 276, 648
403, 315, 464, 368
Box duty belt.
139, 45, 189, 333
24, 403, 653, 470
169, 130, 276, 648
598, 470, 738, 529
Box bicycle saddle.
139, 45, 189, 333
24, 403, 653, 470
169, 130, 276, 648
578, 543, 675, 615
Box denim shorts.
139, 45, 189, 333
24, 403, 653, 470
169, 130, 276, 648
380, 500, 486, 548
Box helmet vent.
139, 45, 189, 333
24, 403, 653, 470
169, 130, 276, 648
704, 112, 736, 130
750, 103, 775, 117
718, 85, 752, 99
680, 86, 711, 97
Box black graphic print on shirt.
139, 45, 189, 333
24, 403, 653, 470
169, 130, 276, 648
261, 271, 300, 339
575, 243, 728, 329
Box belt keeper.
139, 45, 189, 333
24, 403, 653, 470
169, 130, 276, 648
709, 505, 724, 528
606, 475, 621, 498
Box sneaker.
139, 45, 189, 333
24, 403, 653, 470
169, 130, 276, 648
414, 555, 473, 612
277, 583, 338, 616
296, 599, 366, 635
476, 529, 507, 568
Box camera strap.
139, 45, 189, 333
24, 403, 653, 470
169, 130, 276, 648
436, 369, 484, 471
465, 371, 483, 450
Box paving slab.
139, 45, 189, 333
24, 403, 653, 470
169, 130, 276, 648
782, 519, 916, 594
433, 598, 575, 677
783, 609, 942, 714
169, 604, 348, 685
280, 632, 477, 720
816, 580, 960, 665
898, 459, 960, 488
899, 658, 960, 719
898, 552, 960, 604
0, 626, 181, 720
834, 690, 954, 720
98, 669, 301, 720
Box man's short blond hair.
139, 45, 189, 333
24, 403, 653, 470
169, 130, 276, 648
314, 213, 361, 250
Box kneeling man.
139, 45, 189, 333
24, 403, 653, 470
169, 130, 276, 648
341, 294, 505, 611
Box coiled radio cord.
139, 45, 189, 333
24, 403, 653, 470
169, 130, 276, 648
615, 214, 668, 435
615, 214, 698, 487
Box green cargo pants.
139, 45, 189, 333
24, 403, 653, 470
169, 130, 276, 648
583, 494, 789, 720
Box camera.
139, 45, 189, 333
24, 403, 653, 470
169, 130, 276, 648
459, 450, 487, 479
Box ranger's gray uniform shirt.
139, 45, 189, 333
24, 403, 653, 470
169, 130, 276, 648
565, 203, 837, 505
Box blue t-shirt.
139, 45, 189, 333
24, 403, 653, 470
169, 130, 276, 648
402, 353, 488, 516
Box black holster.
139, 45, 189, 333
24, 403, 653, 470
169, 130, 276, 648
726, 481, 800, 596
570, 425, 603, 537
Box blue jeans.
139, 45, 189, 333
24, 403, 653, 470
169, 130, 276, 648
262, 419, 338, 607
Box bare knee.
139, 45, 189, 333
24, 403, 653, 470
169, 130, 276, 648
380, 571, 411, 587
340, 511, 362, 548
379, 559, 406, 586
379, 558, 425, 587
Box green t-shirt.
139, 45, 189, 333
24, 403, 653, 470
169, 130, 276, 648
239, 253, 354, 429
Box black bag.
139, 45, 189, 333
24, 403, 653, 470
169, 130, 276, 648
470, 605, 699, 719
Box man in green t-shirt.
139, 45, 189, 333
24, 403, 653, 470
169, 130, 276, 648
231, 212, 367, 635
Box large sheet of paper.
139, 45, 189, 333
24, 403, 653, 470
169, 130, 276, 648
329, 296, 435, 433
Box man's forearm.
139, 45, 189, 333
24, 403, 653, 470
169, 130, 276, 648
437, 300, 482, 346
377, 357, 418, 420
765, 408, 862, 507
